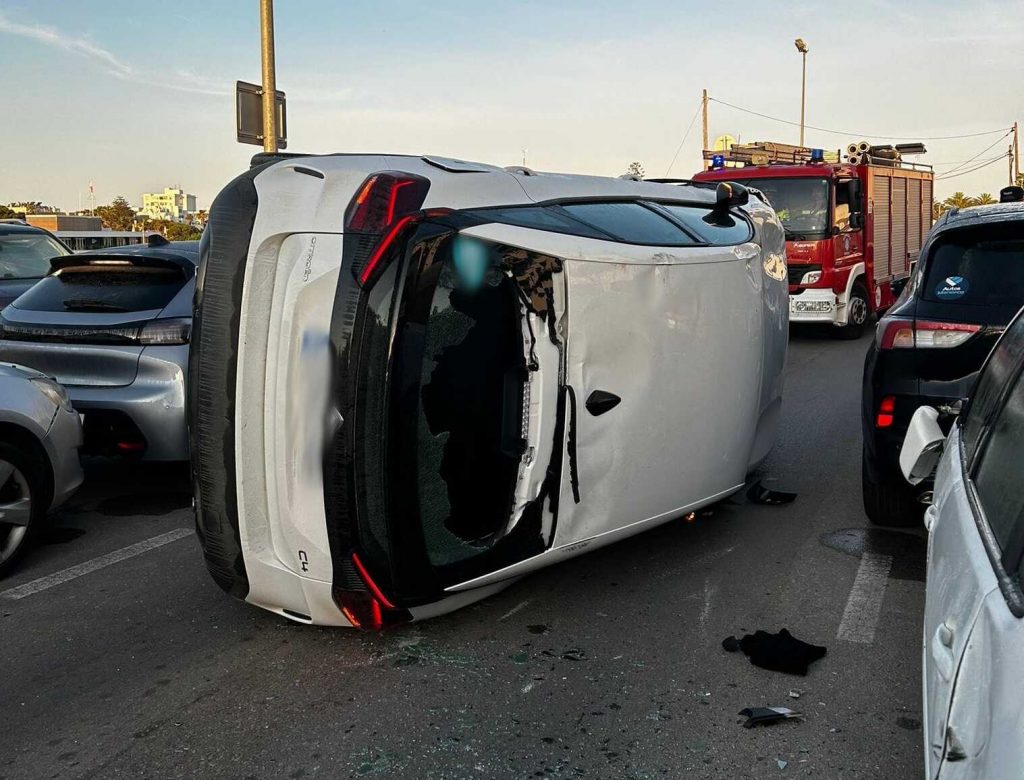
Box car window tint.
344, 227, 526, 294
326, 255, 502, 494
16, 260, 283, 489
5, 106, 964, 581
962, 307, 1024, 464
657, 204, 752, 245
12, 269, 188, 313
921, 223, 1024, 309
973, 366, 1024, 553
464, 206, 608, 240
560, 202, 694, 245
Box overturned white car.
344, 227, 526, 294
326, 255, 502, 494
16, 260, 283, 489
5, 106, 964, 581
189, 154, 787, 628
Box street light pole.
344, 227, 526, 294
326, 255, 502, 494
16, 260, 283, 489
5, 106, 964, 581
260, 0, 278, 154
795, 38, 809, 147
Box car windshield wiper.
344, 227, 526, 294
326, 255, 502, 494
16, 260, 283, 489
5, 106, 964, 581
62, 299, 130, 312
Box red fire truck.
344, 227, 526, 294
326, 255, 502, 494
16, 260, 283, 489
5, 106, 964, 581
692, 142, 934, 337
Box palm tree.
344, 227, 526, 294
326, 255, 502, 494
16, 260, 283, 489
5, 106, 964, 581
932, 201, 949, 221
974, 193, 996, 205
942, 192, 975, 210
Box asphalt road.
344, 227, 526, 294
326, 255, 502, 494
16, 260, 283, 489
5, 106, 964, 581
0, 328, 927, 780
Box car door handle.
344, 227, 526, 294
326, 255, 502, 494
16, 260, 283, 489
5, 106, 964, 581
931, 622, 955, 681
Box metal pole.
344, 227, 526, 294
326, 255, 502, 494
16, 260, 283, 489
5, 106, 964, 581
1014, 121, 1021, 183
701, 89, 709, 170
799, 51, 807, 147
260, 0, 278, 154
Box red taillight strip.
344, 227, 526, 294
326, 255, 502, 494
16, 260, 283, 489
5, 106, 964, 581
340, 605, 362, 629
357, 215, 414, 285
351, 551, 396, 609
386, 180, 414, 226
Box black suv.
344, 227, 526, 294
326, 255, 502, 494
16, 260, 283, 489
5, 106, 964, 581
862, 200, 1024, 525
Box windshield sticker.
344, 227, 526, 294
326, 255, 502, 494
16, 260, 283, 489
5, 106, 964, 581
934, 275, 969, 300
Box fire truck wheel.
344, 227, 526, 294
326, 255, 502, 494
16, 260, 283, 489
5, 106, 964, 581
834, 281, 869, 340
862, 446, 918, 527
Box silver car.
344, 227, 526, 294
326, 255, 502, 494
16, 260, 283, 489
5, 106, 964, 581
0, 363, 83, 577
0, 241, 197, 461
900, 304, 1024, 778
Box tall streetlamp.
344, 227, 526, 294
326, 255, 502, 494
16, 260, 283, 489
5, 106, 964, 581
795, 38, 809, 147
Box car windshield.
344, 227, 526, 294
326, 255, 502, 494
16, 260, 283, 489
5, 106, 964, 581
0, 233, 70, 280
733, 177, 830, 237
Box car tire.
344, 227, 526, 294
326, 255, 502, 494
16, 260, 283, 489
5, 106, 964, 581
862, 446, 918, 527
834, 281, 870, 340
0, 440, 51, 579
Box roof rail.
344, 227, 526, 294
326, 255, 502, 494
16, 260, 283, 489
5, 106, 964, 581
504, 165, 539, 176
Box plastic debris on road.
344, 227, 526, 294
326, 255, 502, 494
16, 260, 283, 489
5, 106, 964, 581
737, 706, 803, 729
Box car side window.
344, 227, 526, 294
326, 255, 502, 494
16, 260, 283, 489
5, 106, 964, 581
962, 307, 1024, 465
972, 368, 1024, 564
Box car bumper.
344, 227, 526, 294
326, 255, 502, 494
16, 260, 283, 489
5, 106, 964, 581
69, 345, 189, 461
44, 405, 84, 509
789, 289, 838, 324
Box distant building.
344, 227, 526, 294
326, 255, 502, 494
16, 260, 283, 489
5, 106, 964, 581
138, 187, 198, 222
26, 214, 103, 232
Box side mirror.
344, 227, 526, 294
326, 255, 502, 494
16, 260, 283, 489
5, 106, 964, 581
899, 406, 946, 485
846, 178, 863, 208
849, 212, 865, 230
715, 181, 749, 209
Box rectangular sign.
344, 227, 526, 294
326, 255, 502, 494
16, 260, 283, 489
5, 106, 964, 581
236, 80, 287, 148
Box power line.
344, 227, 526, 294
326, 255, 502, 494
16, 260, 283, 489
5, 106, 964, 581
708, 96, 1010, 141
936, 153, 1009, 180
665, 101, 703, 176
937, 131, 1012, 177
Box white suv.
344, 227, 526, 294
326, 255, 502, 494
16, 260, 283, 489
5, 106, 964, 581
189, 154, 788, 627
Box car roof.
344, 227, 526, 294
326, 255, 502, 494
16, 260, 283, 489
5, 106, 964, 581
78, 240, 200, 263
0, 222, 59, 236
935, 201, 1024, 233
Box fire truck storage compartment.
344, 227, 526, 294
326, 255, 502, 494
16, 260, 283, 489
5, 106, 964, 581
872, 169, 931, 284
873, 176, 891, 282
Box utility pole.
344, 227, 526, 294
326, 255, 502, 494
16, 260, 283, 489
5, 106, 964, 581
1014, 121, 1021, 184
795, 38, 809, 147
701, 89, 709, 170
260, 0, 278, 154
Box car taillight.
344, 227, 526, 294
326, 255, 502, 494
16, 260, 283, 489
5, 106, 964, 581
876, 395, 896, 428
333, 552, 411, 630
344, 172, 431, 286
877, 318, 981, 350
139, 317, 191, 345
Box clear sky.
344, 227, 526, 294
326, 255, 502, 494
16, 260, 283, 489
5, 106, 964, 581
1, 0, 1020, 211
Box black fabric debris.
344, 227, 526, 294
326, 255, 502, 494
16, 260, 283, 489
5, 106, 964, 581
738, 706, 802, 729
747, 481, 798, 505
722, 629, 827, 676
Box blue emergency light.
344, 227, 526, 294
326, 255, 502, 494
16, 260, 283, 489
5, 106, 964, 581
810, 148, 824, 162
711, 154, 725, 169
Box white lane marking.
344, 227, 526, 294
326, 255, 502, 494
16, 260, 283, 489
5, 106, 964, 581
499, 600, 530, 622
0, 528, 194, 601
836, 552, 893, 644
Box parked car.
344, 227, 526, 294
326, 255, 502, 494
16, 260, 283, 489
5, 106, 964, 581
0, 222, 72, 310
862, 201, 1024, 525
0, 242, 197, 460
190, 153, 788, 627
899, 303, 1024, 779
0, 363, 84, 577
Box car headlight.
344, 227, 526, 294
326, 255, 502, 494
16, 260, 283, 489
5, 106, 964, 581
30, 377, 74, 412
800, 270, 822, 284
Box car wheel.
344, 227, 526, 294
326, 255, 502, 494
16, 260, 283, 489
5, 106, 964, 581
834, 282, 870, 340
862, 445, 918, 527
0, 441, 50, 578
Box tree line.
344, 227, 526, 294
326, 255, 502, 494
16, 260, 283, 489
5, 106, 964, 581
932, 191, 998, 219
0, 197, 205, 241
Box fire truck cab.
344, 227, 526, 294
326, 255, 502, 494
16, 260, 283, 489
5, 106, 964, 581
693, 142, 934, 336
